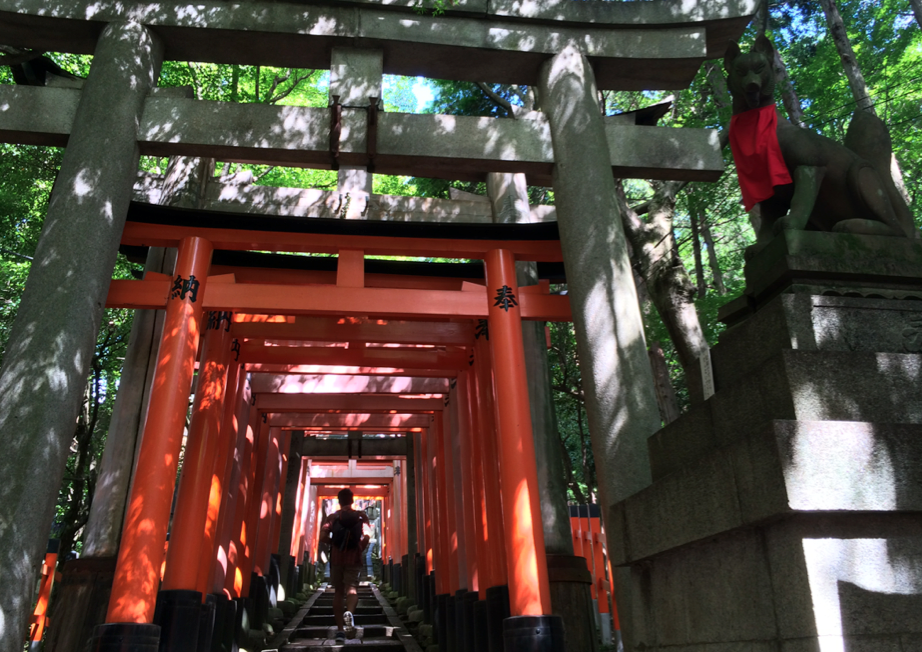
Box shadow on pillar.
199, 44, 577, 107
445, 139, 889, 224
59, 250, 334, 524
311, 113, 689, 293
44, 557, 117, 652
547, 554, 599, 652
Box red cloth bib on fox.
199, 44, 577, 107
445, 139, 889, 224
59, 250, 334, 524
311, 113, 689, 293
729, 103, 792, 211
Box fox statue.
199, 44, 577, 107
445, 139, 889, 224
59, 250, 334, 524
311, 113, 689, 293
724, 35, 917, 258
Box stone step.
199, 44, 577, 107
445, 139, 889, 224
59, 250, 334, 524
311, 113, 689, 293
306, 606, 382, 616
300, 614, 389, 626
293, 626, 392, 640
283, 642, 403, 651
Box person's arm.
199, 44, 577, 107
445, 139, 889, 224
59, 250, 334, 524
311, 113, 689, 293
359, 512, 372, 551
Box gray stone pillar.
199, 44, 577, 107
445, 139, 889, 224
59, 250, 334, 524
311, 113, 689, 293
539, 46, 663, 651
330, 47, 382, 219
0, 21, 163, 652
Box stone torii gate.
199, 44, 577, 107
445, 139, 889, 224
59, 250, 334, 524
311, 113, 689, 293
0, 0, 757, 650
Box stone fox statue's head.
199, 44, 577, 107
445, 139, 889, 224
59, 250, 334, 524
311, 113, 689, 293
724, 34, 777, 115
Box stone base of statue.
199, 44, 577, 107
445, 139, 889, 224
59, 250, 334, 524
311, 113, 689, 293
610, 231, 922, 651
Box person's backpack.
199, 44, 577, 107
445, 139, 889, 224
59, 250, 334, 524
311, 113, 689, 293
330, 510, 364, 551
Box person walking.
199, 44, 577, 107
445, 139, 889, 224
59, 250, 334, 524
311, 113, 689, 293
320, 488, 371, 641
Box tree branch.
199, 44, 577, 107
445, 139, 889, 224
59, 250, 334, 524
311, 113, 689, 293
475, 82, 517, 118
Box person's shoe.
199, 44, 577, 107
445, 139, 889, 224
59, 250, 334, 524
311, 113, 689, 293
334, 629, 346, 642
343, 610, 355, 638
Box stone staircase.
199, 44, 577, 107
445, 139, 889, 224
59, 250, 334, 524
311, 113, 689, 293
278, 585, 420, 651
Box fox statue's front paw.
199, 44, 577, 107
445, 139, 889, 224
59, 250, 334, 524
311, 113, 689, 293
771, 212, 809, 235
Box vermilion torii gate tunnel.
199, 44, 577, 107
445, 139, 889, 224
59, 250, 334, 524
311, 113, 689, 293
95, 204, 573, 650
0, 1, 759, 650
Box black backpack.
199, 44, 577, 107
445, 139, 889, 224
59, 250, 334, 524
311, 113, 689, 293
330, 510, 364, 551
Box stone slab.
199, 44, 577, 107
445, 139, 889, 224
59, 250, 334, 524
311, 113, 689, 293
650, 347, 922, 480
0, 86, 725, 183
720, 231, 922, 325
0, 0, 755, 89
618, 419, 922, 564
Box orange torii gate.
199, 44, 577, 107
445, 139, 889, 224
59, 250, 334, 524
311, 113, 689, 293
100, 203, 571, 652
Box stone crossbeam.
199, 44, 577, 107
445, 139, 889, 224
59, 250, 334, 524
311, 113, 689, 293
0, 86, 724, 184
0, 0, 755, 88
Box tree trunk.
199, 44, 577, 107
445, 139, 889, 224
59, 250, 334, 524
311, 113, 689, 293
700, 217, 727, 295
648, 342, 680, 424
818, 0, 876, 113
689, 211, 707, 299
911, 0, 922, 30
772, 50, 807, 128
704, 61, 732, 112
818, 0, 912, 202
615, 181, 710, 373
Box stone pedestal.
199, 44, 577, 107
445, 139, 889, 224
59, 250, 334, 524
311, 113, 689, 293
611, 231, 922, 652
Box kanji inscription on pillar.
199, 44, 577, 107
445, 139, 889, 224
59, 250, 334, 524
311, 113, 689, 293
493, 286, 518, 311
207, 310, 233, 331
475, 319, 490, 340
170, 274, 200, 302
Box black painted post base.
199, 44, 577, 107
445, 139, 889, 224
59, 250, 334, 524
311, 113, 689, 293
462, 590, 478, 652
89, 623, 161, 652
248, 574, 270, 629
473, 600, 490, 652
453, 589, 467, 652
211, 593, 238, 652
154, 589, 202, 652
435, 593, 449, 646
485, 585, 511, 652
198, 593, 217, 652
426, 573, 437, 624
503, 615, 566, 652
446, 593, 457, 652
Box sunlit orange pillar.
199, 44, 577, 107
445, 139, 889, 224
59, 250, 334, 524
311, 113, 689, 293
211, 368, 248, 595
225, 400, 257, 598
419, 429, 434, 575
462, 369, 489, 599
162, 311, 234, 599
106, 236, 213, 625
254, 426, 285, 577
457, 370, 480, 594
433, 413, 452, 597
440, 409, 461, 594
267, 429, 292, 564
473, 331, 508, 593
484, 248, 552, 617
238, 410, 267, 597
27, 540, 58, 649
202, 353, 240, 590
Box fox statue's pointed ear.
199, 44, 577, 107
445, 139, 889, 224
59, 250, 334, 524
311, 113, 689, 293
753, 33, 775, 57
724, 41, 741, 73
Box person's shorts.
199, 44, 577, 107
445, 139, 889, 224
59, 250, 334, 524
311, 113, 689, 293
331, 564, 363, 591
